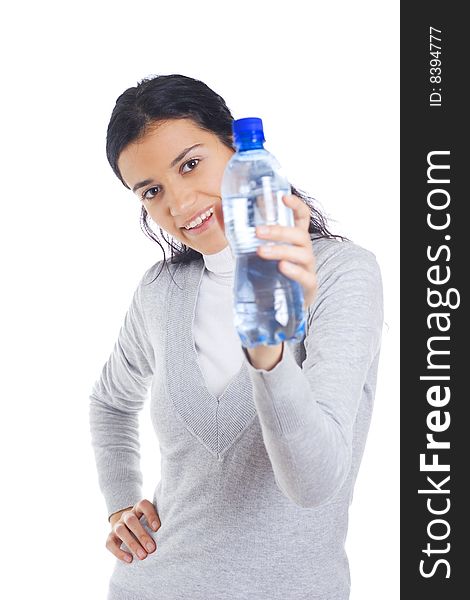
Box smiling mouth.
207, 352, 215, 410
182, 206, 215, 230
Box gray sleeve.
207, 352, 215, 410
88, 272, 155, 520
242, 244, 384, 508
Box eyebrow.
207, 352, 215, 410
131, 143, 203, 193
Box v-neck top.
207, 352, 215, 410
193, 243, 246, 399
89, 235, 384, 600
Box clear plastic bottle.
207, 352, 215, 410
221, 117, 306, 348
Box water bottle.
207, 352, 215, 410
221, 117, 306, 348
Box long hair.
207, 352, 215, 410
106, 73, 349, 281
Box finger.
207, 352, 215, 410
134, 499, 161, 531
278, 260, 315, 294
114, 518, 149, 560
282, 194, 311, 230
256, 223, 311, 246
106, 531, 133, 563
280, 261, 318, 311
122, 511, 157, 556
256, 243, 314, 271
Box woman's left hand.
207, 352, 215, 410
256, 194, 317, 310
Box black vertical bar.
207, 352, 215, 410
401, 3, 467, 598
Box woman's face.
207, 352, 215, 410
117, 118, 234, 255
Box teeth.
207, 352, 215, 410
184, 207, 214, 230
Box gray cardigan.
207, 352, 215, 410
89, 235, 384, 600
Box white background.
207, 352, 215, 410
0, 1, 399, 598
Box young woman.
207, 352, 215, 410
89, 73, 384, 600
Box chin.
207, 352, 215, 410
191, 235, 229, 256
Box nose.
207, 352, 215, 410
167, 183, 198, 219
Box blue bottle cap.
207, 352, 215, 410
232, 117, 266, 148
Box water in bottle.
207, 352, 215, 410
221, 117, 306, 348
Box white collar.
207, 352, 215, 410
202, 243, 235, 277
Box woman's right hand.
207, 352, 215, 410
106, 499, 161, 563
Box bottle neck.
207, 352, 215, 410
234, 139, 265, 152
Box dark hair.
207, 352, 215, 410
106, 73, 349, 280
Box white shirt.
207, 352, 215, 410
193, 244, 246, 399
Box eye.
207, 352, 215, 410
181, 158, 200, 173
142, 186, 161, 202
141, 158, 200, 202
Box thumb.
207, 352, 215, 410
214, 202, 225, 234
